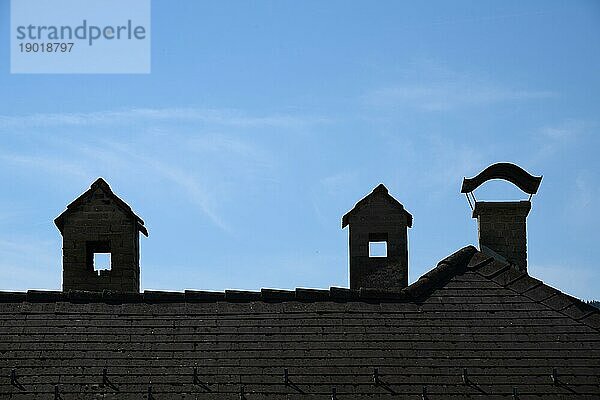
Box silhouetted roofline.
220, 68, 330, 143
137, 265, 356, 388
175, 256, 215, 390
341, 184, 413, 228
54, 177, 148, 237
0, 287, 410, 304
3, 245, 597, 332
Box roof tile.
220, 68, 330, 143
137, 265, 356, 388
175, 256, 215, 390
26, 290, 63, 302
0, 292, 27, 302
506, 275, 542, 294
184, 290, 225, 302
295, 288, 329, 302
541, 294, 574, 311
143, 291, 185, 303
329, 286, 359, 301
474, 260, 509, 278
359, 288, 407, 302
224, 290, 262, 302
260, 289, 296, 302
522, 284, 560, 302
489, 266, 526, 287
579, 312, 600, 329
562, 302, 596, 321
466, 252, 494, 270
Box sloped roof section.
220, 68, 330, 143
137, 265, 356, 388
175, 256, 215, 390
408, 247, 600, 331
463, 251, 600, 331
0, 247, 598, 398
54, 177, 148, 237
342, 184, 413, 228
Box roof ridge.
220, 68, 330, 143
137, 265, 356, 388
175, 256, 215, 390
403, 245, 478, 301
467, 252, 600, 332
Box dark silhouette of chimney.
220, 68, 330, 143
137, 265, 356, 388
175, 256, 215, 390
342, 184, 413, 290
472, 201, 531, 271
462, 163, 542, 272
54, 178, 148, 292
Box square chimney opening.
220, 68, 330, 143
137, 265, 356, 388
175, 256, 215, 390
93, 253, 111, 272
86, 240, 112, 274
368, 233, 388, 258
369, 242, 387, 257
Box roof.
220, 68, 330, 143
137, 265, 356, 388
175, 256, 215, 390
342, 184, 413, 228
1, 247, 598, 399
54, 178, 149, 237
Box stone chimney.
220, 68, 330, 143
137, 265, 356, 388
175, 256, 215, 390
462, 163, 542, 273
54, 178, 148, 292
342, 184, 413, 290
472, 201, 531, 271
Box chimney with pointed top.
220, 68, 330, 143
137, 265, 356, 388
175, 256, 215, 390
342, 184, 413, 290
55, 178, 148, 292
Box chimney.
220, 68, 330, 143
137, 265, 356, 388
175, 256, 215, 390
472, 201, 530, 271
342, 184, 413, 290
462, 163, 542, 273
54, 178, 148, 292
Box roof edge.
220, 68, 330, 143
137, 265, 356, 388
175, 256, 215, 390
0, 287, 408, 304
6, 246, 597, 332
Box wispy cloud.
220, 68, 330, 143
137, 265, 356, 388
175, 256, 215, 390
530, 119, 596, 164
0, 237, 60, 291
364, 82, 555, 111
0, 238, 54, 256
187, 133, 274, 170
0, 153, 90, 179
0, 105, 312, 233
310, 171, 359, 227
540, 119, 593, 140
147, 161, 231, 233
0, 107, 333, 130
104, 140, 232, 233
318, 171, 358, 196
408, 135, 486, 195
361, 59, 556, 112
428, 10, 551, 27
564, 171, 600, 229
0, 138, 238, 233
572, 175, 593, 210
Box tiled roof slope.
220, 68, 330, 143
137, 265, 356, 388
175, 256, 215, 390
1, 247, 599, 399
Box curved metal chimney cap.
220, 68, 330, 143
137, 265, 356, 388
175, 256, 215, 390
461, 162, 542, 195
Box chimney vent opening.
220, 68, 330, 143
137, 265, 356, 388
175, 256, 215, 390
93, 253, 111, 273
369, 241, 387, 258
85, 240, 112, 275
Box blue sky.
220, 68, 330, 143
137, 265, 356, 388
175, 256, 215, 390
0, 1, 599, 299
